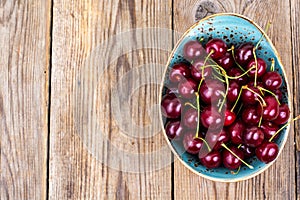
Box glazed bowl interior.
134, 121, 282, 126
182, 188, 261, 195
161, 13, 291, 182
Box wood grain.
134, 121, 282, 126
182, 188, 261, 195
290, 0, 300, 198
0, 1, 51, 199
49, 0, 172, 199
173, 0, 296, 199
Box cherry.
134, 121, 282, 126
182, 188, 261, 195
216, 52, 234, 71
262, 71, 283, 90
255, 141, 279, 163
200, 106, 224, 131
273, 104, 290, 125
222, 146, 244, 170
273, 89, 283, 101
190, 60, 213, 81
224, 109, 236, 126
205, 129, 229, 150
242, 106, 261, 126
205, 38, 227, 59
183, 40, 204, 61
165, 85, 178, 95
260, 121, 280, 140
228, 67, 249, 85
183, 132, 203, 154
257, 96, 279, 121
243, 126, 264, 147
165, 120, 184, 140
241, 85, 261, 105
239, 144, 255, 158
234, 42, 254, 66
183, 108, 198, 129
227, 81, 241, 103
228, 120, 245, 144
199, 79, 225, 104
161, 93, 182, 118
199, 150, 222, 169
178, 78, 198, 99
246, 58, 267, 78
169, 63, 191, 83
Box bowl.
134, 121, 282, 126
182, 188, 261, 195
160, 13, 291, 182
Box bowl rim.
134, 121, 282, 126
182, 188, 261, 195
159, 12, 292, 182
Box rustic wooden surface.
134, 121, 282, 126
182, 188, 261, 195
1, 0, 299, 199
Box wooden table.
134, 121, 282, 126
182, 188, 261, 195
1, 0, 300, 199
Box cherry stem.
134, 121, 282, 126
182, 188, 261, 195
253, 48, 258, 87
227, 66, 256, 79
203, 50, 215, 77
258, 103, 264, 127
230, 45, 246, 72
213, 74, 226, 83
184, 102, 197, 110
195, 92, 201, 138
236, 103, 243, 116
231, 166, 241, 175
198, 37, 205, 43
221, 143, 254, 169
258, 86, 281, 105
231, 87, 243, 112
255, 21, 271, 50
243, 86, 267, 106
197, 137, 212, 152
269, 115, 300, 142
197, 78, 204, 93
237, 144, 242, 148
270, 58, 275, 71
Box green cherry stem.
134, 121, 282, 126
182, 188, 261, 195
195, 92, 201, 138
269, 115, 300, 142
258, 86, 281, 105
221, 143, 254, 169
236, 103, 244, 116
231, 166, 241, 175
203, 50, 215, 78
197, 78, 204, 93
184, 102, 197, 110
253, 47, 258, 87
230, 45, 246, 72
243, 86, 267, 106
197, 137, 212, 152
227, 66, 256, 79
255, 21, 271, 50
258, 103, 264, 127
230, 87, 244, 112
270, 58, 275, 71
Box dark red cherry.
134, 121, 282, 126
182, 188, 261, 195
227, 81, 241, 103
228, 120, 245, 145
224, 109, 236, 126
246, 58, 267, 78
183, 108, 198, 129
257, 96, 279, 121
169, 63, 191, 83
243, 126, 264, 147
217, 52, 234, 71
200, 106, 224, 131
190, 59, 213, 81
260, 121, 280, 140
222, 146, 244, 170
239, 144, 255, 158
183, 132, 203, 154
241, 85, 261, 105
262, 71, 283, 90
165, 120, 184, 140
255, 141, 279, 163
183, 40, 204, 61
199, 79, 225, 104
161, 94, 182, 118
234, 42, 254, 66
205, 129, 229, 150
228, 67, 249, 85
273, 104, 290, 125
205, 38, 227, 59
178, 78, 198, 99
199, 150, 222, 169
242, 106, 261, 126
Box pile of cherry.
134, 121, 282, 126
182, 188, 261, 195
161, 38, 292, 171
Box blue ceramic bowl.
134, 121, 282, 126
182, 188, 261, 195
160, 13, 291, 182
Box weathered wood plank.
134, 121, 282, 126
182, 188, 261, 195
0, 1, 51, 199
49, 0, 172, 199
290, 0, 300, 198
173, 0, 295, 199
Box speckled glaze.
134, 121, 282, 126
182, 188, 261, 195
160, 13, 291, 182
